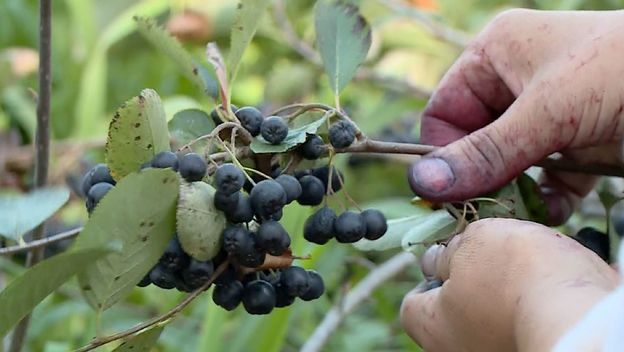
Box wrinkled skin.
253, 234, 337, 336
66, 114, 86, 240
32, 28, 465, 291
401, 219, 618, 352
409, 9, 624, 225
403, 9, 624, 351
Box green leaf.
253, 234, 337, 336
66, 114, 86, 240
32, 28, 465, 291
250, 115, 329, 154
134, 16, 218, 99
227, 0, 271, 84
105, 89, 171, 180
0, 245, 116, 337
168, 109, 214, 147
401, 211, 457, 256
517, 173, 548, 223
177, 181, 226, 261
75, 169, 179, 311
353, 209, 456, 252
478, 179, 530, 220
112, 326, 165, 352
314, 0, 372, 94
0, 187, 69, 241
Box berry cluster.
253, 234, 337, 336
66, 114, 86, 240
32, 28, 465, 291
139, 235, 216, 292
81, 104, 389, 316
213, 266, 323, 314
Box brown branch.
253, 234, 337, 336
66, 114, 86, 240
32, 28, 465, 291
0, 227, 82, 256
10, 1, 53, 350
75, 260, 229, 352
329, 139, 624, 178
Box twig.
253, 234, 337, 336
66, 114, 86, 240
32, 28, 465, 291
300, 252, 417, 352
329, 139, 624, 178
0, 227, 82, 256
273, 0, 321, 65
381, 0, 471, 48
10, 1, 52, 350
75, 260, 229, 352
355, 68, 432, 100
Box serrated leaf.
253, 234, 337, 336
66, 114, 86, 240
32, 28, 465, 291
0, 245, 116, 337
353, 209, 455, 252
75, 169, 179, 311
250, 115, 329, 154
0, 187, 69, 241
112, 325, 164, 352
134, 17, 218, 99
228, 0, 271, 84
168, 109, 215, 147
177, 181, 226, 261
105, 89, 170, 180
314, 0, 372, 94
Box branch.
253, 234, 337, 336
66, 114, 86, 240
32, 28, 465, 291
381, 0, 471, 48
300, 252, 417, 352
75, 260, 229, 352
10, 1, 52, 350
0, 227, 82, 256
329, 139, 624, 178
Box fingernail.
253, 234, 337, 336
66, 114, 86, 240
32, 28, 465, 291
420, 244, 444, 279
411, 279, 444, 295
409, 158, 455, 195
425, 279, 444, 290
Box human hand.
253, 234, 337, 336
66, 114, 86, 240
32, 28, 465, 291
408, 9, 624, 225
400, 218, 618, 352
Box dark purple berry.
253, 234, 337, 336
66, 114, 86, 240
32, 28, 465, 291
249, 179, 287, 219
222, 226, 251, 255
334, 211, 366, 243
300, 270, 324, 301
328, 120, 356, 148
297, 175, 325, 206
182, 259, 214, 289
298, 134, 325, 160
361, 209, 388, 240
227, 193, 254, 224
235, 106, 264, 136
137, 273, 151, 287
159, 236, 190, 271
280, 266, 309, 297
235, 235, 266, 268
87, 182, 114, 205
312, 166, 344, 193
256, 220, 291, 256
215, 163, 246, 195
214, 191, 240, 213
213, 280, 244, 310
242, 280, 276, 315
151, 151, 179, 170
574, 227, 610, 262
304, 206, 336, 244
178, 153, 207, 182
149, 265, 177, 289
260, 116, 289, 145
275, 174, 302, 204
210, 105, 238, 125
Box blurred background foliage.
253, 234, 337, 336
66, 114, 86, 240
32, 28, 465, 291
0, 0, 622, 351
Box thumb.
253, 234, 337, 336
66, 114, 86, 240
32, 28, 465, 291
400, 285, 456, 351
409, 87, 574, 202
